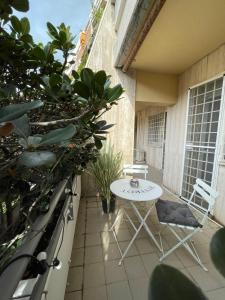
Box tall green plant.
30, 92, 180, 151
90, 144, 122, 202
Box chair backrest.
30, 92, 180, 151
188, 178, 219, 223
123, 164, 149, 180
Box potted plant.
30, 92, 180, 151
0, 0, 123, 298
90, 144, 122, 213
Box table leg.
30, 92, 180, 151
131, 202, 162, 252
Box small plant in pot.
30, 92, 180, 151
90, 144, 122, 213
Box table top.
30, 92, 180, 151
110, 178, 163, 202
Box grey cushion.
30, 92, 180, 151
155, 199, 201, 228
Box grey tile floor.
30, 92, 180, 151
65, 172, 224, 300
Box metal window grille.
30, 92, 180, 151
182, 77, 223, 209
148, 113, 165, 147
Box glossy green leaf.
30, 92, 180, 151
149, 264, 207, 300
11, 16, 22, 33
72, 70, 79, 80
0, 100, 43, 123
11, 0, 29, 12
80, 68, 94, 89
95, 70, 107, 86
210, 228, 225, 278
12, 114, 30, 137
105, 84, 123, 102
94, 138, 102, 149
73, 81, 90, 99
32, 46, 46, 61
39, 124, 76, 146
49, 74, 62, 88
96, 120, 107, 128
20, 17, 30, 35
47, 22, 59, 39
18, 151, 56, 167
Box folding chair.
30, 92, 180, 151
123, 164, 149, 180
155, 178, 218, 271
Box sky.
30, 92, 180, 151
16, 0, 92, 45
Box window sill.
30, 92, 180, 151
219, 160, 225, 166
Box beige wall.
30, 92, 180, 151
136, 71, 178, 105
163, 43, 225, 225
83, 1, 136, 195
136, 106, 166, 170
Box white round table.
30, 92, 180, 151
110, 178, 163, 265
110, 178, 163, 202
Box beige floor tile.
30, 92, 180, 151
101, 231, 115, 245
103, 243, 121, 261
85, 245, 103, 264
86, 233, 102, 246
187, 264, 225, 292
115, 229, 132, 242
66, 267, 83, 292
141, 253, 159, 276
105, 259, 127, 283
70, 248, 84, 267
73, 234, 85, 249
87, 202, 98, 208
124, 256, 148, 279
206, 288, 225, 300
160, 252, 185, 270
135, 238, 156, 254
83, 286, 107, 300
86, 222, 104, 233
64, 291, 82, 300
107, 280, 132, 300
119, 241, 138, 257
129, 277, 149, 300
84, 262, 105, 288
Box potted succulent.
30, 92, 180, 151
90, 144, 122, 213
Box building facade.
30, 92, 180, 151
73, 0, 225, 225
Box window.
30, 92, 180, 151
148, 113, 165, 147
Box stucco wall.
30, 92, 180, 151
163, 43, 225, 225
83, 1, 136, 195
136, 71, 178, 105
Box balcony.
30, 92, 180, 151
64, 169, 224, 300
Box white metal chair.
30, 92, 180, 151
156, 178, 218, 271
123, 164, 149, 180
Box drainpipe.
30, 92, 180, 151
115, 0, 166, 72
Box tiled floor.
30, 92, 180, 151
64, 172, 224, 300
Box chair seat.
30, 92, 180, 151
155, 199, 201, 228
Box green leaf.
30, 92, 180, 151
11, 0, 29, 12
39, 124, 76, 146
95, 70, 107, 86
18, 151, 56, 167
20, 17, 30, 35
49, 74, 62, 88
47, 22, 59, 39
94, 138, 102, 149
149, 264, 207, 300
72, 70, 79, 80
96, 120, 107, 128
73, 81, 90, 99
105, 84, 123, 102
11, 16, 22, 33
32, 46, 46, 61
20, 34, 33, 43
80, 68, 94, 89
12, 114, 30, 137
0, 100, 43, 123
210, 228, 225, 278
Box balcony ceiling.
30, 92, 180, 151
131, 0, 225, 74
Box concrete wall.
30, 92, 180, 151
136, 71, 178, 105
83, 0, 136, 195
163, 43, 225, 225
